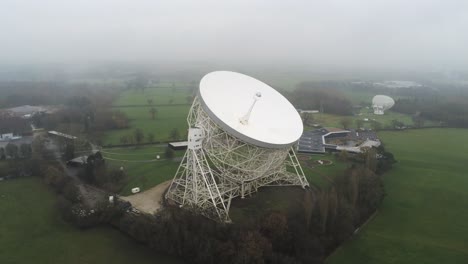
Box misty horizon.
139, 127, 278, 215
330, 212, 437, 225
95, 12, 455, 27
2, 0, 468, 71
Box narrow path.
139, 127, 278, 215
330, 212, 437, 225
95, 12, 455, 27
45, 138, 107, 208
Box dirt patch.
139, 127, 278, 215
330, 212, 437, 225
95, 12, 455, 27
77, 184, 106, 208
120, 180, 171, 214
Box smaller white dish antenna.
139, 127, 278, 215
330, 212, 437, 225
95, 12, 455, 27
372, 95, 395, 115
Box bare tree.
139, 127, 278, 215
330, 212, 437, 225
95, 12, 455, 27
134, 128, 145, 145
355, 119, 364, 129
365, 148, 378, 172
165, 147, 174, 160
120, 135, 129, 145
147, 133, 155, 143
340, 118, 352, 129
0, 147, 5, 160
169, 128, 180, 140
370, 120, 382, 131
149, 107, 158, 120
5, 143, 19, 159
317, 190, 329, 232
301, 112, 314, 126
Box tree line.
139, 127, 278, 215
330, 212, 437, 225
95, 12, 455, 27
13, 132, 394, 264
60, 147, 393, 264
284, 83, 354, 115
393, 96, 468, 127
105, 159, 387, 264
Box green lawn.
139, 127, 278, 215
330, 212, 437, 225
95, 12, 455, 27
113, 86, 192, 106
103, 144, 348, 196
299, 153, 349, 189
327, 128, 468, 264
103, 86, 192, 146
230, 153, 348, 222
102, 146, 184, 195
0, 177, 182, 264
104, 105, 190, 145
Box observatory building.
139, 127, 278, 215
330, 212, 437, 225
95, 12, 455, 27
372, 95, 395, 115
165, 71, 309, 222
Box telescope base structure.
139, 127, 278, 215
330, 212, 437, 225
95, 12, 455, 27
373, 106, 385, 115
165, 145, 309, 223
165, 97, 309, 223
165, 148, 232, 222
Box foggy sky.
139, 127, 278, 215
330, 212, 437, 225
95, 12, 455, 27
2, 0, 468, 70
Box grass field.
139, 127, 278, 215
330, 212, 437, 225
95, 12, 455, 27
306, 109, 438, 131
105, 80, 441, 146
103, 86, 192, 146
101, 145, 184, 195
327, 128, 468, 264
0, 177, 182, 264
113, 87, 192, 106
229, 153, 347, 222
299, 153, 349, 188
311, 111, 411, 129
104, 105, 190, 145
102, 144, 346, 196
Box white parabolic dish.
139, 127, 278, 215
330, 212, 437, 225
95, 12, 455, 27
198, 71, 303, 149
372, 95, 395, 110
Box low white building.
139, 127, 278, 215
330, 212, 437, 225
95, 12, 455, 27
0, 133, 21, 141
298, 109, 320, 114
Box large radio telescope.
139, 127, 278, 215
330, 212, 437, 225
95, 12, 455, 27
165, 71, 309, 222
372, 95, 395, 115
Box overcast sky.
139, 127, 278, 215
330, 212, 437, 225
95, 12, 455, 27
1, 0, 467, 70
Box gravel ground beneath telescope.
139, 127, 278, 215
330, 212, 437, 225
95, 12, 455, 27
120, 180, 171, 214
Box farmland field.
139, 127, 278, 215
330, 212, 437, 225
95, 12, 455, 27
101, 145, 184, 195
104, 86, 191, 145
103, 145, 343, 196
327, 128, 468, 264
299, 153, 349, 188
0, 177, 182, 264
113, 86, 193, 106
104, 104, 190, 145
305, 109, 438, 131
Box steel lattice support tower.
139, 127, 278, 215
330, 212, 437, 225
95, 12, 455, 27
166, 97, 309, 222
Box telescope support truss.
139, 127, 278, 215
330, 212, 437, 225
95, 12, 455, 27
165, 97, 309, 222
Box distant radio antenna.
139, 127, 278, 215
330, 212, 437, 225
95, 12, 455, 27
240, 92, 262, 125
